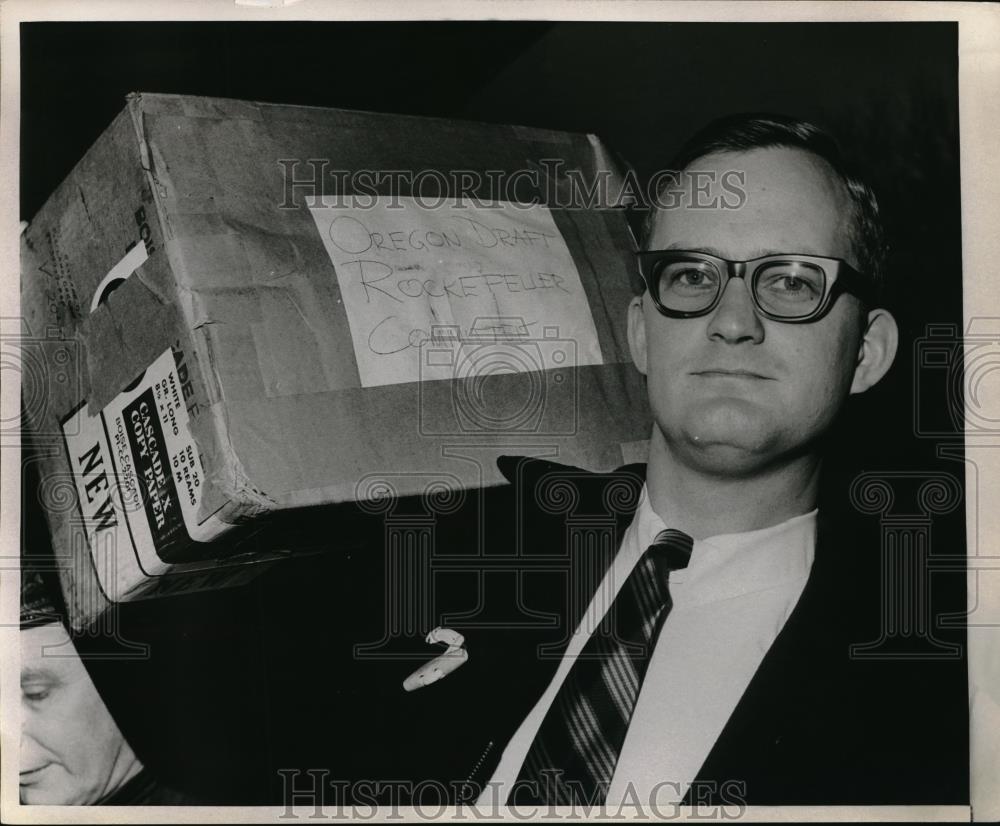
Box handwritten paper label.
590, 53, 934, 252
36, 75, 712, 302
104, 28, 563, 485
306, 197, 604, 387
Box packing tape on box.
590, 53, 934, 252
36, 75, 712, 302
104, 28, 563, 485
163, 232, 357, 400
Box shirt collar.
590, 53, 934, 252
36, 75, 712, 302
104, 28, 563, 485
629, 483, 817, 605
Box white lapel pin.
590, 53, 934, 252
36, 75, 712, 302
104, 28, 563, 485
402, 626, 469, 692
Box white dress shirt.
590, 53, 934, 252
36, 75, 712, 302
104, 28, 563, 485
479, 484, 817, 806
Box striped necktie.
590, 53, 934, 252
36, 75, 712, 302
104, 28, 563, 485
511, 528, 694, 805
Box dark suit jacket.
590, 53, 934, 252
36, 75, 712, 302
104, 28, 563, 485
330, 455, 968, 807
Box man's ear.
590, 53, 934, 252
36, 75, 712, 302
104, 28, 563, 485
627, 295, 648, 376
850, 307, 898, 395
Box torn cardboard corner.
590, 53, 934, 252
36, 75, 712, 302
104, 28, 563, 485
21, 92, 651, 629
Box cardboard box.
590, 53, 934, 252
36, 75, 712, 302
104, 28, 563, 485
20, 92, 651, 629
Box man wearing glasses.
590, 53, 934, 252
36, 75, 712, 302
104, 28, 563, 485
364, 114, 967, 810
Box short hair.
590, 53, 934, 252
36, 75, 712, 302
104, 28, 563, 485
21, 567, 66, 629
641, 113, 888, 303
21, 453, 68, 630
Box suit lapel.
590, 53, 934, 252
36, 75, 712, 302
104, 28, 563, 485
686, 485, 861, 804
449, 457, 647, 794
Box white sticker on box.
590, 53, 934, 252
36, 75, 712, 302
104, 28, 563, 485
306, 196, 604, 388
90, 242, 148, 312
62, 348, 230, 582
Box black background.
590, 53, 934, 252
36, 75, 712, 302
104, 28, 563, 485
20, 21, 966, 805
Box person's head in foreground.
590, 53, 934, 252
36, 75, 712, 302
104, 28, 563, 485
628, 113, 898, 533
19, 568, 143, 805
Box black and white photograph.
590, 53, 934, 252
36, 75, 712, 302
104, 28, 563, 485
2, 1, 998, 821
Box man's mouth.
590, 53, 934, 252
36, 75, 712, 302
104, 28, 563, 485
692, 369, 774, 380
19, 764, 52, 784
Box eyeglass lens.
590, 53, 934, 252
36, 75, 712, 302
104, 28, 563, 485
654, 259, 828, 318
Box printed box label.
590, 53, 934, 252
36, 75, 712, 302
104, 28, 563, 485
63, 347, 228, 578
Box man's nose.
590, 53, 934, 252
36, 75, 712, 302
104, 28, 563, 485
21, 725, 45, 766
705, 276, 765, 343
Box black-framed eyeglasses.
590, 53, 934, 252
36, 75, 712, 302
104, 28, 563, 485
636, 250, 875, 323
